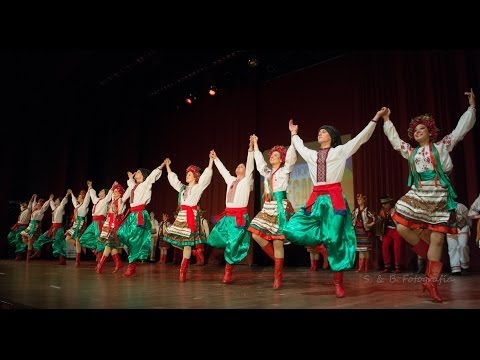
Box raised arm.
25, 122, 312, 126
197, 153, 214, 190
383, 108, 413, 160
289, 120, 318, 164
212, 150, 236, 183
252, 134, 272, 177
284, 142, 297, 174
438, 89, 476, 151
339, 108, 385, 158
246, 136, 255, 179
166, 159, 185, 193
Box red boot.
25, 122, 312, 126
223, 263, 234, 284
355, 258, 365, 273
96, 255, 107, 274
14, 253, 23, 261
112, 253, 123, 273
310, 259, 319, 271
58, 256, 66, 265
315, 244, 329, 269
333, 272, 345, 298
364, 258, 369, 272
159, 253, 166, 264
75, 253, 81, 268
412, 240, 429, 259
195, 244, 205, 266
273, 258, 284, 289
179, 257, 190, 282
123, 262, 137, 277
422, 260, 443, 303
261, 242, 275, 261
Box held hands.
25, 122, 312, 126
289, 119, 298, 135
374, 107, 389, 122
380, 107, 391, 122
465, 88, 476, 108
162, 213, 169, 222
248, 136, 254, 150
87, 180, 93, 189
209, 150, 216, 160
158, 159, 168, 170
127, 171, 134, 179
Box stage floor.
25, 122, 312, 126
1, 259, 479, 309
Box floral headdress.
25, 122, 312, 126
268, 145, 287, 163
407, 114, 439, 141
186, 165, 201, 182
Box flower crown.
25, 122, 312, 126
268, 145, 287, 163
407, 114, 439, 141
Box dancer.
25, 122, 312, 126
247, 134, 297, 289
207, 136, 254, 284
381, 89, 476, 302
284, 108, 388, 297
163, 154, 214, 282
117, 163, 164, 277
96, 183, 126, 274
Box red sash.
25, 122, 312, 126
214, 207, 248, 227
181, 205, 198, 233
47, 222, 63, 238
130, 204, 146, 226
305, 182, 346, 214
92, 215, 106, 232
11, 222, 28, 231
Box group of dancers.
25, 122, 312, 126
7, 89, 477, 303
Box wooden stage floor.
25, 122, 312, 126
1, 259, 479, 310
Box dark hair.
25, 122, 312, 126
319, 125, 342, 148
139, 168, 151, 179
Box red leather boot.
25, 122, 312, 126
112, 253, 123, 273
423, 260, 443, 303
356, 258, 365, 273
96, 255, 107, 274
273, 258, 284, 289
261, 242, 275, 261
223, 263, 234, 284
179, 257, 190, 282
333, 272, 345, 298
412, 240, 429, 259
195, 244, 205, 266
315, 244, 329, 269
123, 262, 137, 277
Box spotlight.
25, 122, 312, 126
208, 86, 217, 96
247, 56, 259, 68
185, 93, 196, 105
